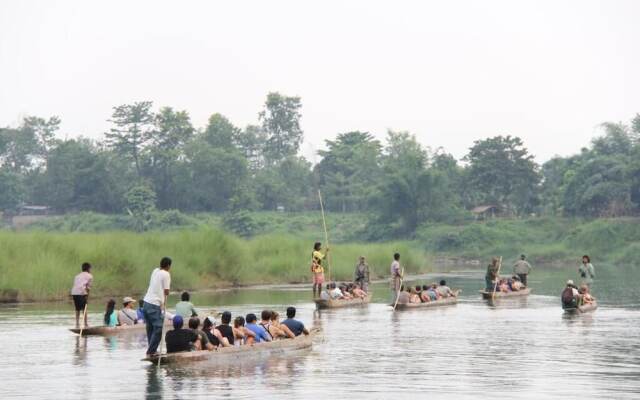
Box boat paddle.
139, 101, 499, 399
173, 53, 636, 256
318, 190, 331, 282
79, 294, 89, 337
491, 256, 503, 301
157, 295, 167, 367
392, 266, 405, 311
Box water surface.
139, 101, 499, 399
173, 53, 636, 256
1, 264, 639, 399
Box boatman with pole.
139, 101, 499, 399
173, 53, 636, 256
142, 257, 172, 357
390, 253, 402, 304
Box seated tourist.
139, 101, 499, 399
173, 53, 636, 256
118, 297, 139, 326
396, 285, 410, 304
216, 311, 236, 345
233, 316, 256, 345
175, 291, 198, 318
420, 285, 432, 302
510, 276, 524, 291
201, 316, 230, 348
189, 317, 215, 350
320, 283, 332, 300
437, 280, 456, 297
579, 284, 595, 305
339, 284, 354, 300
282, 306, 309, 336
329, 283, 345, 300
104, 299, 118, 327
430, 283, 442, 299
270, 310, 295, 339
409, 287, 421, 303
245, 313, 272, 343
561, 280, 580, 308
165, 315, 200, 353
498, 279, 510, 292
350, 283, 367, 299
136, 298, 145, 323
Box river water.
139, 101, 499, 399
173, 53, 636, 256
1, 264, 639, 399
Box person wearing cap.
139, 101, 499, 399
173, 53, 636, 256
165, 315, 200, 353
513, 254, 532, 286
118, 297, 140, 325
561, 280, 580, 309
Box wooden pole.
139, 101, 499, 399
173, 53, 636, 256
392, 267, 405, 311
79, 296, 89, 337
318, 190, 331, 282
491, 256, 503, 300
157, 295, 167, 367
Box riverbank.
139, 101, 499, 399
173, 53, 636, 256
0, 229, 428, 302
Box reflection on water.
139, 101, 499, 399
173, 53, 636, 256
0, 264, 640, 399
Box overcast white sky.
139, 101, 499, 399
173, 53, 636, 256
1, 0, 638, 163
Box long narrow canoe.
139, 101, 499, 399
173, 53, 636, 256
392, 296, 458, 311
315, 293, 372, 309
69, 320, 170, 336
564, 301, 598, 314
143, 330, 317, 365
479, 288, 531, 300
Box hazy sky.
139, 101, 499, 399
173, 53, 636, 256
1, 0, 638, 163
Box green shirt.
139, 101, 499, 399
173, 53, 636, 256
175, 301, 198, 318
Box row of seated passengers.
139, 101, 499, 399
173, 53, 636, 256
561, 280, 595, 308
491, 276, 526, 293
320, 282, 368, 300
397, 280, 457, 304
166, 307, 310, 354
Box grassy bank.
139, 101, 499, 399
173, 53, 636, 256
418, 217, 640, 266
0, 229, 427, 302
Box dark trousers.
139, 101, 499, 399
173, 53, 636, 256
142, 301, 164, 355
485, 276, 494, 291
517, 273, 528, 286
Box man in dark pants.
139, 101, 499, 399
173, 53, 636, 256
513, 254, 532, 287
142, 257, 172, 356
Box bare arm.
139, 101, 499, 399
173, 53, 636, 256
281, 324, 295, 339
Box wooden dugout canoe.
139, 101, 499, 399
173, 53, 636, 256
143, 330, 317, 365
314, 293, 372, 309
392, 295, 458, 310
69, 320, 171, 336
564, 301, 598, 314
479, 287, 531, 300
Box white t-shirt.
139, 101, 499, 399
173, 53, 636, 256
143, 268, 171, 306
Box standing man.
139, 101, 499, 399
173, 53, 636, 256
485, 257, 500, 291
390, 253, 402, 303
579, 255, 595, 288
71, 262, 93, 329
354, 256, 370, 293
513, 254, 532, 287
311, 242, 328, 298
142, 257, 172, 356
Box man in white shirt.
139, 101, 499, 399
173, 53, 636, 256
142, 257, 172, 356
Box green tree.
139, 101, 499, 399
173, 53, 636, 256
259, 92, 303, 164
202, 113, 240, 150
0, 116, 60, 172
105, 101, 154, 177
464, 135, 541, 215
125, 185, 157, 231
235, 124, 266, 172
148, 107, 194, 209
316, 131, 382, 212
0, 168, 24, 210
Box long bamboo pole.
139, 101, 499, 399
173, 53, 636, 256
79, 295, 89, 337
318, 190, 331, 282
491, 256, 503, 300
157, 295, 167, 367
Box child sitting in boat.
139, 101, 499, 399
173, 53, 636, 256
339, 284, 354, 299
350, 283, 367, 299
579, 284, 595, 305
409, 287, 421, 303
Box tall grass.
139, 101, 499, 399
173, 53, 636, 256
0, 229, 427, 301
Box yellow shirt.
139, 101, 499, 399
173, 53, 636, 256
312, 250, 324, 274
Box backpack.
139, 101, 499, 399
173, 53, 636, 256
561, 287, 575, 305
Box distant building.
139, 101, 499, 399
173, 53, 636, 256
17, 205, 51, 216
470, 205, 499, 219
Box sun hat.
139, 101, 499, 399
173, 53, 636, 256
123, 296, 136, 304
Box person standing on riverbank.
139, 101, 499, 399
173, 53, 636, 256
142, 257, 172, 356
579, 255, 595, 288
311, 242, 328, 298
390, 253, 402, 303
354, 256, 370, 293
71, 262, 93, 329
513, 254, 532, 286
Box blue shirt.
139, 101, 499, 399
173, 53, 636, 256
246, 323, 271, 342
136, 308, 145, 322
282, 318, 305, 336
